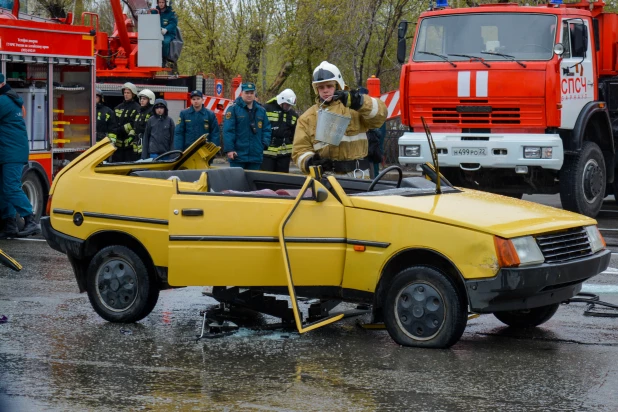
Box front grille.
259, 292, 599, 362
535, 227, 593, 263
432, 107, 520, 124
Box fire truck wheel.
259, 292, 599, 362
383, 265, 467, 348
86, 245, 159, 323
559, 140, 605, 218
493, 303, 560, 328
21, 172, 44, 222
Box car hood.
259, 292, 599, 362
349, 189, 596, 238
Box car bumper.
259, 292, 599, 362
465, 249, 611, 313
41, 216, 85, 258
398, 132, 564, 170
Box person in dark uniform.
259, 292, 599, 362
261, 89, 298, 173
113, 82, 140, 162
95, 89, 117, 143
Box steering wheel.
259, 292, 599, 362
153, 150, 184, 162
517, 44, 552, 52
368, 165, 403, 192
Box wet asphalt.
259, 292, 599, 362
1, 194, 618, 411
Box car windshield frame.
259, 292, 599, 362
412, 13, 558, 63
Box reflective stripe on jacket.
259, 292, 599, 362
292, 96, 387, 174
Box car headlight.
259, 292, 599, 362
399, 145, 420, 157
494, 236, 544, 267
584, 225, 606, 253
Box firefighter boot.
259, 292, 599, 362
18, 215, 40, 237
0, 217, 19, 240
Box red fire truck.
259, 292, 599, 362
397, 0, 618, 217
1, 0, 234, 221
1, 3, 95, 221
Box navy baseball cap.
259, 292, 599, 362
190, 90, 204, 98
241, 82, 256, 92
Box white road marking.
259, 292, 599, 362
599, 228, 618, 231
581, 284, 618, 294
602, 267, 618, 274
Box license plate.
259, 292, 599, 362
453, 148, 487, 156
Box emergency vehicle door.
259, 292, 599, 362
559, 18, 594, 129
167, 178, 346, 288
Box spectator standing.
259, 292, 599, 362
131, 89, 155, 159
152, 0, 177, 66
95, 89, 117, 143
261, 89, 298, 173
223, 82, 272, 170
113, 82, 140, 162
174, 90, 220, 151
142, 99, 175, 159
0, 73, 40, 239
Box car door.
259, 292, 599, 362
167, 181, 346, 288
559, 17, 594, 129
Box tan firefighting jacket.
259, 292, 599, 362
292, 95, 387, 174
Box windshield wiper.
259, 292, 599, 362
419, 51, 457, 67
447, 54, 491, 68
481, 51, 526, 68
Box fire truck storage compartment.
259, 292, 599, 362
137, 14, 163, 68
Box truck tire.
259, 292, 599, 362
21, 172, 44, 221
559, 141, 605, 217
86, 245, 159, 323
383, 266, 467, 348
493, 303, 560, 328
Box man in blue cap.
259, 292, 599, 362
223, 82, 272, 170
0, 73, 40, 239
174, 90, 220, 151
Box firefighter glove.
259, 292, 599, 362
333, 89, 364, 111
308, 153, 332, 171
161, 28, 167, 35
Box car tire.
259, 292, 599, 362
86, 245, 159, 323
493, 303, 560, 328
560, 140, 605, 218
383, 266, 467, 349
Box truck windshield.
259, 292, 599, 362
413, 13, 557, 62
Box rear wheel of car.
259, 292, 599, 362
383, 266, 467, 349
493, 303, 560, 328
86, 245, 159, 323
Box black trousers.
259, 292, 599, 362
261, 155, 291, 173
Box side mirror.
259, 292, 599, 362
397, 21, 409, 64
553, 43, 565, 56
316, 187, 329, 203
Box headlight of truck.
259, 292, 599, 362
494, 236, 544, 267
399, 145, 420, 157
584, 225, 606, 253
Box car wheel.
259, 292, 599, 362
560, 140, 605, 217
86, 245, 159, 323
493, 303, 560, 328
383, 266, 467, 348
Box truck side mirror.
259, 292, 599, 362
397, 21, 409, 64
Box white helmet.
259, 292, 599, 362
276, 89, 296, 106
121, 82, 138, 96
312, 61, 345, 93
138, 89, 155, 105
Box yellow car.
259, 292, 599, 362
41, 138, 610, 348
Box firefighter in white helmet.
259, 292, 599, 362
261, 89, 298, 173
113, 82, 141, 162
131, 89, 156, 160
292, 61, 387, 177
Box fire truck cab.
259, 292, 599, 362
397, 0, 618, 218
1, 5, 95, 221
